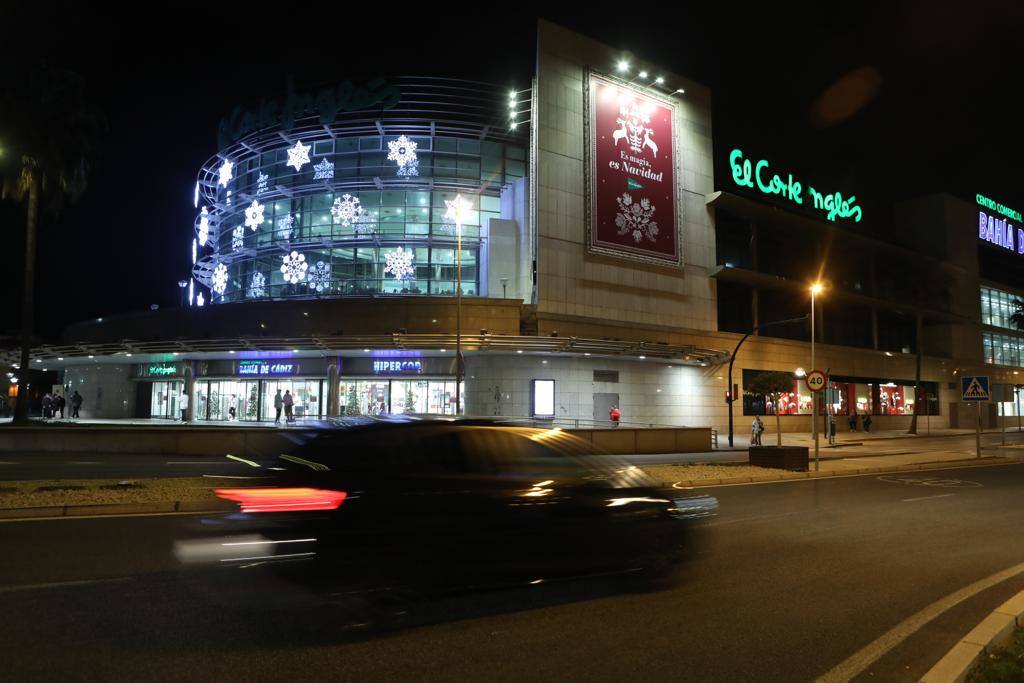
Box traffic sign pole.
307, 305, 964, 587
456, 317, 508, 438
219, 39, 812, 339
805, 370, 826, 472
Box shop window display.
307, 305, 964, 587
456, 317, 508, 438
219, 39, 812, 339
743, 369, 938, 416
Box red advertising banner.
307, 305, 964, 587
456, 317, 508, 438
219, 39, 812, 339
587, 72, 679, 265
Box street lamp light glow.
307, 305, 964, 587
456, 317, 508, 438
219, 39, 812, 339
639, 70, 648, 79
616, 59, 629, 73
444, 194, 472, 232
655, 76, 664, 84
810, 282, 824, 295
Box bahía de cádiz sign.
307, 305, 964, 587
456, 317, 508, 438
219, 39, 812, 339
586, 71, 680, 266
728, 149, 863, 223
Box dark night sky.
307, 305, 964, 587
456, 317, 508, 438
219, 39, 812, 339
3, 1, 1023, 339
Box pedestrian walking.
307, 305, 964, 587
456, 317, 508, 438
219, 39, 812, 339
752, 415, 765, 446
273, 389, 284, 424
71, 391, 83, 418
609, 404, 621, 427
42, 393, 52, 419
828, 413, 836, 443
283, 390, 295, 424
179, 389, 189, 422
848, 412, 857, 432
862, 412, 872, 433
57, 394, 66, 419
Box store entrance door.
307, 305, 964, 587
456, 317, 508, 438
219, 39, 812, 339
151, 380, 183, 420
594, 392, 619, 427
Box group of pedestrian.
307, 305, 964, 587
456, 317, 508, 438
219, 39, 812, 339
42, 392, 65, 419
751, 415, 765, 445
273, 389, 296, 424
847, 411, 872, 432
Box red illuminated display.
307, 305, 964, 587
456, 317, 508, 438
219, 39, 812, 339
587, 72, 679, 265
215, 487, 348, 513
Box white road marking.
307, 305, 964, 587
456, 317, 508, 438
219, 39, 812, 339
815, 560, 1024, 682
0, 576, 135, 594
0, 462, 20, 465
902, 493, 956, 503
165, 461, 235, 465
65, 461, 102, 465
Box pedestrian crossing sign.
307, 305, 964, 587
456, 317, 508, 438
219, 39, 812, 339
961, 376, 990, 401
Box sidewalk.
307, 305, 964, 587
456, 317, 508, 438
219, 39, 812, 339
644, 448, 1023, 488
736, 427, 1024, 449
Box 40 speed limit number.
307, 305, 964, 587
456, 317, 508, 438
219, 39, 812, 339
805, 370, 826, 392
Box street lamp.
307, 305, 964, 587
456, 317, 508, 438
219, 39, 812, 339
444, 193, 472, 416
177, 279, 188, 308
810, 282, 825, 470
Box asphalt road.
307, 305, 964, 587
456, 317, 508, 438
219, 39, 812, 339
3, 430, 1022, 480
2, 461, 1024, 681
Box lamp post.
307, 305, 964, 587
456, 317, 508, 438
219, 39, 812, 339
726, 315, 808, 448
444, 194, 472, 416
810, 282, 824, 470
177, 280, 188, 308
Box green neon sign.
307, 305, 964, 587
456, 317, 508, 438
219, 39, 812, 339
148, 364, 177, 376
976, 194, 1021, 222
729, 148, 863, 223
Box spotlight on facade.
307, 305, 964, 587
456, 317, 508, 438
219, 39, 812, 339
655, 76, 664, 84
617, 59, 629, 73
795, 368, 806, 377
638, 70, 648, 79
675, 88, 686, 94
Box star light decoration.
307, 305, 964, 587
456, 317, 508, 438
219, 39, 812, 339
211, 263, 229, 295
313, 158, 334, 180
198, 206, 210, 246
307, 261, 332, 293
384, 247, 415, 281
286, 140, 311, 171
244, 200, 265, 231
231, 225, 245, 251
330, 194, 363, 226
256, 172, 269, 195
277, 214, 295, 240
217, 160, 234, 188
280, 251, 308, 284
387, 135, 418, 176
444, 194, 472, 234
248, 271, 266, 298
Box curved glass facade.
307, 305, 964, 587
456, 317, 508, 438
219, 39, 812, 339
191, 79, 526, 304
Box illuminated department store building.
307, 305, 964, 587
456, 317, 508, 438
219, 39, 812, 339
15, 21, 1024, 430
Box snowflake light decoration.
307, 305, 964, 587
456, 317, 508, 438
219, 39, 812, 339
226, 190, 232, 206
217, 159, 234, 188
256, 172, 269, 195
614, 192, 659, 243
397, 158, 419, 177
211, 263, 229, 295
330, 194, 363, 227
248, 271, 266, 298
353, 211, 377, 235
198, 206, 210, 246
231, 225, 245, 251
277, 214, 295, 240
313, 158, 334, 180
386, 135, 418, 172
280, 251, 308, 284
286, 140, 311, 171
244, 199, 265, 231
383, 247, 415, 281
307, 261, 332, 293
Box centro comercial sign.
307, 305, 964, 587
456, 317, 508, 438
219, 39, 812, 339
976, 193, 1023, 254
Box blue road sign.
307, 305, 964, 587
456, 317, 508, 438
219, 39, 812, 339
961, 376, 990, 401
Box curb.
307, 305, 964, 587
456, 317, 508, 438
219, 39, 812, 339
661, 456, 1018, 489
0, 499, 233, 520
921, 587, 1024, 682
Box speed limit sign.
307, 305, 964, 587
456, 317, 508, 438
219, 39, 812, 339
805, 370, 826, 392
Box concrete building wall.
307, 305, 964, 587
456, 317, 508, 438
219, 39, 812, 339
534, 20, 717, 334
64, 365, 136, 419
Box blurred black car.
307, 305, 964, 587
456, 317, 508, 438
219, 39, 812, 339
176, 421, 716, 599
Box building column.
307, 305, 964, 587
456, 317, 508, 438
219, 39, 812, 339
327, 358, 339, 416
184, 362, 195, 421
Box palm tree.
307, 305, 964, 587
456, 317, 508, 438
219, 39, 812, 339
0, 62, 105, 423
